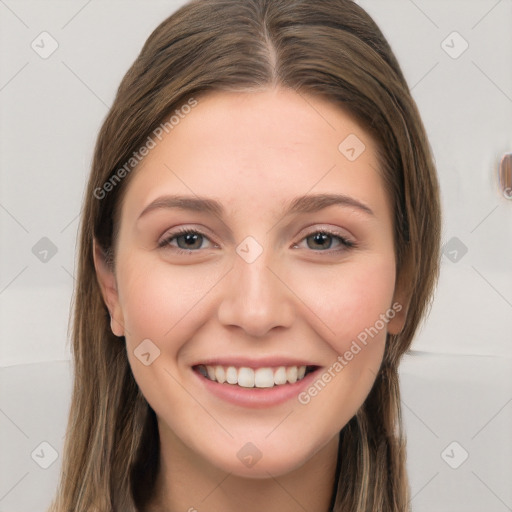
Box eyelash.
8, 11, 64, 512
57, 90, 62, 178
158, 227, 357, 255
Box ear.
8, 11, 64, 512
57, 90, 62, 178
93, 239, 125, 337
386, 272, 411, 335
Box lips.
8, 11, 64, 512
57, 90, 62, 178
193, 363, 318, 389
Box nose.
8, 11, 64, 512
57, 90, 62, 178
216, 247, 295, 338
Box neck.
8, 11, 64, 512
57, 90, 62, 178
145, 427, 340, 512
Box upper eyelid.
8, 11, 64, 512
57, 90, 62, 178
160, 226, 354, 249
159, 226, 216, 245
295, 224, 355, 242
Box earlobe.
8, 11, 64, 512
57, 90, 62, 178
386, 281, 411, 336
386, 299, 408, 335
93, 239, 125, 337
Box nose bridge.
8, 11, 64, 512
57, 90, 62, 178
217, 239, 294, 337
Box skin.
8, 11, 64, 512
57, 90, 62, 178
94, 87, 408, 512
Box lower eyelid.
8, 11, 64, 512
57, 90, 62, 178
294, 233, 354, 251
159, 230, 355, 252
159, 232, 215, 250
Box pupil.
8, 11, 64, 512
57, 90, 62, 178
180, 233, 201, 249
309, 233, 330, 249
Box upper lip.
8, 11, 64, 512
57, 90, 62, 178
192, 357, 319, 369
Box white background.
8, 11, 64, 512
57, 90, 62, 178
0, 1, 511, 511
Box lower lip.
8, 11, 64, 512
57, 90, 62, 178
192, 367, 322, 409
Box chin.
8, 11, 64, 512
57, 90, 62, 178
216, 453, 308, 479
200, 437, 318, 479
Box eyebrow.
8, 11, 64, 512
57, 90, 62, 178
137, 193, 374, 220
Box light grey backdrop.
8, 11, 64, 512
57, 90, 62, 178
1, 1, 511, 511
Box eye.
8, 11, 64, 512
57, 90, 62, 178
158, 227, 356, 255
294, 230, 356, 252
158, 228, 215, 253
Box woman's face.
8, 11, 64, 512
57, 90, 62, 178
96, 88, 406, 477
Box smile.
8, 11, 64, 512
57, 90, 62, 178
193, 364, 317, 388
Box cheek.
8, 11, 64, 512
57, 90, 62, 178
288, 254, 397, 356
116, 253, 225, 343
291, 258, 396, 437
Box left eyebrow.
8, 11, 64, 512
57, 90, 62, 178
137, 192, 374, 221
286, 193, 374, 216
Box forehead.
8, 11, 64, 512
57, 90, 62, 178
119, 88, 390, 223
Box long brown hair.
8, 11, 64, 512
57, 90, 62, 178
48, 1, 441, 510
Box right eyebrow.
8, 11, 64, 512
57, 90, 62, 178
138, 195, 224, 220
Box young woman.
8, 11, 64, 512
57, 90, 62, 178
49, 1, 441, 510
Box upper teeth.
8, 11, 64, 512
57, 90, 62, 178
197, 365, 307, 388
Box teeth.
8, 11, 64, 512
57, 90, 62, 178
215, 366, 226, 384
238, 367, 255, 388
201, 364, 309, 388
254, 368, 274, 388
207, 366, 216, 380
274, 366, 287, 385
286, 366, 298, 384
226, 366, 238, 385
